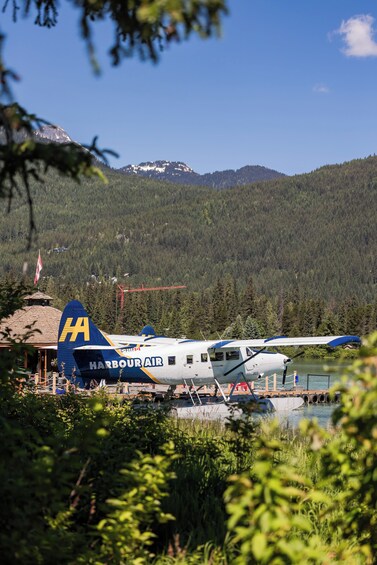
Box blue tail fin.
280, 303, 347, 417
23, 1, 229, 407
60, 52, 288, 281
57, 300, 111, 384
139, 324, 156, 337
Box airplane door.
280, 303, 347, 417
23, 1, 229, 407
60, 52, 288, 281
183, 353, 204, 379
182, 352, 213, 383
183, 354, 195, 378
208, 349, 226, 379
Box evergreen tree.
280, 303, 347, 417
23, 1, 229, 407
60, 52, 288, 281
168, 291, 185, 337
223, 275, 239, 326
212, 279, 228, 334
264, 299, 281, 336
243, 316, 263, 339
317, 308, 339, 335
242, 276, 257, 318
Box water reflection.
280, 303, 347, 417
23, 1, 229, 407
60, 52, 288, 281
269, 358, 351, 429
290, 358, 350, 390
273, 403, 337, 429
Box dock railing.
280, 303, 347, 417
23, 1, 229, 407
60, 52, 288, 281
306, 373, 331, 391
29, 372, 334, 396
243, 372, 298, 393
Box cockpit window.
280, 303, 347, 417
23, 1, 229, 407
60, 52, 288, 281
201, 353, 208, 362
226, 350, 240, 360
209, 350, 224, 362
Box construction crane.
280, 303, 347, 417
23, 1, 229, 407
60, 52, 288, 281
117, 283, 187, 310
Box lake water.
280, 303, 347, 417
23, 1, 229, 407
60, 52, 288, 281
272, 403, 338, 429
268, 358, 352, 429
289, 358, 351, 391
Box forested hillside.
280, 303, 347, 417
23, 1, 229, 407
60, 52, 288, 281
1, 155, 377, 305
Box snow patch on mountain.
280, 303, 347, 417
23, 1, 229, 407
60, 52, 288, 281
33, 125, 73, 144
0, 123, 75, 145
121, 160, 196, 178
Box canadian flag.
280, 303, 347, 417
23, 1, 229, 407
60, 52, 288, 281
34, 251, 43, 285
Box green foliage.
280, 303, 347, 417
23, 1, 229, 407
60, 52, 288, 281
222, 339, 377, 564
0, 387, 247, 562
225, 419, 332, 564
3, 0, 228, 68
0, 278, 37, 388
317, 332, 377, 561
84, 443, 176, 564
0, 393, 177, 563
2, 282, 377, 563
0, 277, 26, 319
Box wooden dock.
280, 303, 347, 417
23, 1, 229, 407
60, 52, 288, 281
120, 386, 340, 405
33, 372, 341, 404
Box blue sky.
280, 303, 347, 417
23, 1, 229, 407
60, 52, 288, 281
2, 1, 377, 175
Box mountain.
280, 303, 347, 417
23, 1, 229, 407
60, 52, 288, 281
0, 123, 75, 145
197, 165, 286, 188
33, 125, 74, 144
119, 160, 285, 188
4, 122, 285, 188
120, 161, 199, 183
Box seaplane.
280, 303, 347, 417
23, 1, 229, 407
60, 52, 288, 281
57, 300, 361, 415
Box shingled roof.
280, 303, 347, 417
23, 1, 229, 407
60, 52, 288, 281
24, 291, 54, 303
0, 292, 62, 347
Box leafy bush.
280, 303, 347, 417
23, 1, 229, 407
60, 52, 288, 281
1, 282, 377, 563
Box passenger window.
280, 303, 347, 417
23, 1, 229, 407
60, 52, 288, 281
226, 350, 240, 360
201, 353, 208, 362
186, 355, 193, 364
209, 351, 224, 362
168, 356, 176, 365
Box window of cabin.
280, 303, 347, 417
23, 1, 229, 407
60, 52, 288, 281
226, 350, 240, 360
201, 353, 208, 362
209, 350, 224, 362
168, 356, 176, 365
186, 355, 193, 364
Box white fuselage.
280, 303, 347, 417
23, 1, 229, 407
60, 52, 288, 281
74, 340, 290, 386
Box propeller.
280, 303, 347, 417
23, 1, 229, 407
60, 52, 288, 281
291, 350, 305, 360
282, 350, 305, 386
282, 363, 288, 386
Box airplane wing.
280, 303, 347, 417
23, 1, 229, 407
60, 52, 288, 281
106, 335, 180, 347
208, 335, 361, 349
74, 338, 183, 351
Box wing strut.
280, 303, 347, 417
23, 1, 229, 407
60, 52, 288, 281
214, 378, 229, 403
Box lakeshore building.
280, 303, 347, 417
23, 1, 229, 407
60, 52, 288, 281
0, 291, 62, 384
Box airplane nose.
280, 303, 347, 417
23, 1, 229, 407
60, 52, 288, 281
284, 356, 292, 364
